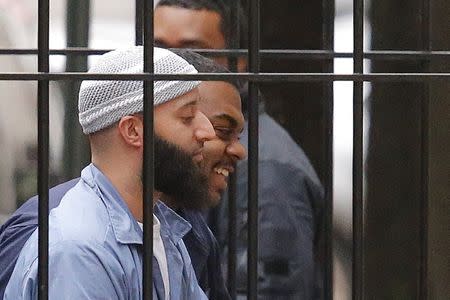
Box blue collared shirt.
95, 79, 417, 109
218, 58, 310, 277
4, 164, 207, 300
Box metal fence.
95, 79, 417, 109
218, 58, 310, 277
0, 0, 449, 299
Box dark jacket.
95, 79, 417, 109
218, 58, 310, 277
211, 112, 325, 300
179, 209, 230, 300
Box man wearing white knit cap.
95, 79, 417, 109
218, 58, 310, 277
4, 46, 213, 300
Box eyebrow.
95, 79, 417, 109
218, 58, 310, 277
179, 39, 210, 49
212, 114, 238, 128
179, 100, 198, 109
154, 39, 209, 50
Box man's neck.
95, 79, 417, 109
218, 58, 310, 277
92, 161, 158, 222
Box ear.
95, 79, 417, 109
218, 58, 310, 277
117, 115, 143, 148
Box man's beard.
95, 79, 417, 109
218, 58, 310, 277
152, 135, 209, 210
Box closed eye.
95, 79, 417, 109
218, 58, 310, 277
214, 127, 235, 140
182, 115, 195, 125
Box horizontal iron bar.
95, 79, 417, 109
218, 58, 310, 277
1, 48, 450, 60
0, 72, 448, 82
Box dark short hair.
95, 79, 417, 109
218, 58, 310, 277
157, 0, 248, 49
171, 48, 242, 90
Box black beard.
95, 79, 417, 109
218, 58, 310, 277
152, 135, 209, 210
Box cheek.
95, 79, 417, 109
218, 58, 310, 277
203, 140, 227, 161
154, 115, 172, 139
167, 135, 192, 153
155, 120, 191, 146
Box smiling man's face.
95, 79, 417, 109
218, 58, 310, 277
197, 81, 246, 206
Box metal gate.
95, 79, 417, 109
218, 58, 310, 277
0, 0, 448, 299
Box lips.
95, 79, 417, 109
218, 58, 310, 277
209, 164, 235, 201
214, 167, 229, 177
213, 165, 234, 177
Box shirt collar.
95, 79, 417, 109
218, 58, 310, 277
177, 209, 210, 254
80, 164, 192, 245
81, 164, 143, 245
137, 215, 163, 239
154, 201, 191, 243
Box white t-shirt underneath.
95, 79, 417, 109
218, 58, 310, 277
138, 215, 170, 300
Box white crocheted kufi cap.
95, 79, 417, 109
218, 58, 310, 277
78, 46, 200, 134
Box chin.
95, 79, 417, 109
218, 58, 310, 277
206, 191, 222, 208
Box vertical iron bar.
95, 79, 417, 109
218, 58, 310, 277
227, 2, 240, 298
322, 0, 335, 298
247, 0, 260, 299
135, 0, 144, 45
142, 0, 154, 299
419, 0, 430, 297
37, 0, 49, 299
62, 0, 90, 180
227, 0, 240, 72
227, 172, 237, 298
352, 0, 364, 299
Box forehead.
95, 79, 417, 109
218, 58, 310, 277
154, 87, 200, 113
154, 6, 226, 49
197, 81, 244, 125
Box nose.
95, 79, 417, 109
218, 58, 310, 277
194, 111, 215, 143
226, 140, 247, 162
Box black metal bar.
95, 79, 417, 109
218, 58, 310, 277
227, 172, 237, 299
37, 0, 49, 299
0, 48, 111, 55
352, 0, 364, 298
62, 0, 90, 181
227, 2, 240, 71
142, 0, 154, 299
2, 48, 450, 60
247, 0, 260, 299
322, 0, 335, 298
135, 0, 144, 45
1, 72, 450, 82
226, 1, 240, 298
419, 0, 431, 297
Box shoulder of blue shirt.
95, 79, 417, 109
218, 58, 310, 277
0, 177, 229, 299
